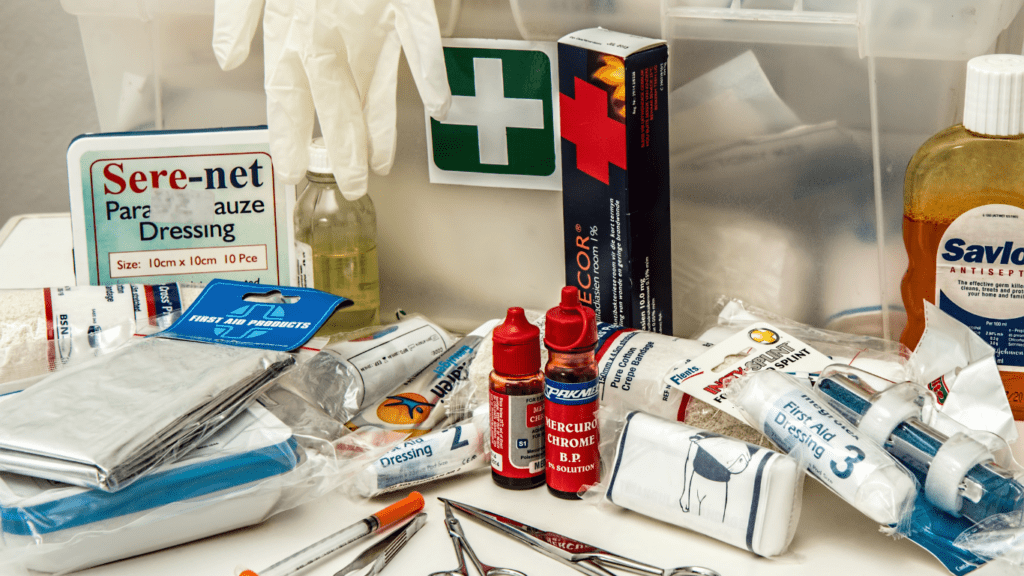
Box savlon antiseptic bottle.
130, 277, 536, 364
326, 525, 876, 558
902, 54, 1024, 419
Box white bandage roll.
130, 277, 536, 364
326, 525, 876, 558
731, 371, 917, 526
606, 412, 800, 557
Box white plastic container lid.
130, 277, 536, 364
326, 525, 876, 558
964, 54, 1024, 136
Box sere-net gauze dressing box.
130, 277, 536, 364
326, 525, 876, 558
559, 28, 672, 335
67, 126, 296, 287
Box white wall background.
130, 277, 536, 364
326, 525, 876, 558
0, 3, 99, 228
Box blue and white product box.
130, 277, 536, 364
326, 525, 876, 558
156, 279, 349, 351
558, 28, 672, 335
0, 405, 301, 573
67, 126, 297, 286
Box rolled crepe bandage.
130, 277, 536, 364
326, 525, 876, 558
606, 412, 800, 557
730, 371, 917, 526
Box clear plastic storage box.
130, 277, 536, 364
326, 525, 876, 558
61, 0, 1024, 340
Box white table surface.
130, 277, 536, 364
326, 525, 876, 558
0, 214, 1017, 576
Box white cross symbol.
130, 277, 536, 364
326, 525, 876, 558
443, 57, 545, 165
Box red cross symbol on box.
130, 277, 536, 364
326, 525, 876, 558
560, 77, 627, 185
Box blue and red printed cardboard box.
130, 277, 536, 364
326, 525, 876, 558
559, 28, 672, 335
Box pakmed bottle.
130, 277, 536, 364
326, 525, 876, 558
902, 54, 1024, 419
294, 138, 380, 335
543, 286, 600, 499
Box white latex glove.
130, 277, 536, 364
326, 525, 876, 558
213, 0, 451, 199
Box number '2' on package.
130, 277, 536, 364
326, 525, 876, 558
67, 126, 296, 286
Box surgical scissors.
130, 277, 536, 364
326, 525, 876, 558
438, 498, 721, 576
430, 500, 528, 576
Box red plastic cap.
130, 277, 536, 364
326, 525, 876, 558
493, 307, 541, 376
544, 286, 597, 352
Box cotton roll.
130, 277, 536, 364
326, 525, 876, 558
606, 412, 800, 557
731, 371, 917, 526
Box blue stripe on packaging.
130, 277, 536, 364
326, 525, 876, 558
1, 438, 298, 536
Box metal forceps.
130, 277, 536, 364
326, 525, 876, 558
438, 498, 721, 576
430, 500, 528, 576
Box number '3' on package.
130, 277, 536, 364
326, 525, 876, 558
605, 412, 802, 557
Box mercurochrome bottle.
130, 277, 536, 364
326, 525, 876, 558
902, 54, 1024, 419
543, 286, 600, 499
294, 138, 380, 334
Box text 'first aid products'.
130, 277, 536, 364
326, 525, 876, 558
67, 126, 295, 286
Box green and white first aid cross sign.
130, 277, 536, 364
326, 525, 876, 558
426, 39, 560, 191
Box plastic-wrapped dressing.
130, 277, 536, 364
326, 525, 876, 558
353, 407, 488, 497
0, 337, 294, 492
346, 320, 500, 435
604, 412, 801, 557
288, 315, 456, 424
730, 370, 917, 526
813, 367, 1024, 522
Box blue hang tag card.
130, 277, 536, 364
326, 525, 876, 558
155, 279, 349, 351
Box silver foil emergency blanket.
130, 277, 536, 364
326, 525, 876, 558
0, 337, 294, 492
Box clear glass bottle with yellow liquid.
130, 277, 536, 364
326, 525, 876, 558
294, 138, 380, 334
902, 54, 1024, 419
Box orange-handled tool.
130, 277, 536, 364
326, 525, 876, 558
237, 491, 425, 576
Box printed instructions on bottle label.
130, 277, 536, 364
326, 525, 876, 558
490, 391, 545, 476
936, 204, 1024, 369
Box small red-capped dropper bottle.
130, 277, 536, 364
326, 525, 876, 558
490, 307, 545, 489
543, 286, 600, 500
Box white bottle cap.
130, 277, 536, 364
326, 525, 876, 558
307, 137, 331, 174
964, 54, 1024, 136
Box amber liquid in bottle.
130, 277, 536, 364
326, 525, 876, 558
490, 370, 546, 489
544, 348, 599, 500
901, 124, 1024, 417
